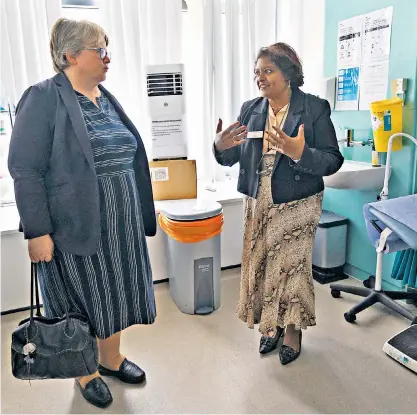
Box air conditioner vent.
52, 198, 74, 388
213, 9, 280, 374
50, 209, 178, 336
147, 72, 183, 97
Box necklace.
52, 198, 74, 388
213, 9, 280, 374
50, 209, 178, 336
271, 105, 285, 115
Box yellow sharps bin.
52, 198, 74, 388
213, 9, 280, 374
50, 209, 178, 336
370, 97, 403, 152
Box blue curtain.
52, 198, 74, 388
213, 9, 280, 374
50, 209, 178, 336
391, 249, 417, 288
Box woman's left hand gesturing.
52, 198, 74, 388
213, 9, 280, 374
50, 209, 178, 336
265, 124, 305, 161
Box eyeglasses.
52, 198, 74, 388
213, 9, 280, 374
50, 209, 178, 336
85, 47, 111, 60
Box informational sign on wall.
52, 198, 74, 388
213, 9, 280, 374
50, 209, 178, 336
336, 67, 360, 111
335, 6, 393, 111
335, 16, 362, 110
359, 7, 393, 110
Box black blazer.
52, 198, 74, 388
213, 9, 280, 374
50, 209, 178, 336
8, 72, 156, 256
214, 88, 344, 203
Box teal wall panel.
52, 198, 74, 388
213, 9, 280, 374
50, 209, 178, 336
323, 0, 417, 286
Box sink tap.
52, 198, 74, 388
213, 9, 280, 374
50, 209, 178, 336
337, 128, 370, 147
337, 129, 355, 147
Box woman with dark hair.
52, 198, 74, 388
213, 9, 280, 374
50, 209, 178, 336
214, 43, 343, 365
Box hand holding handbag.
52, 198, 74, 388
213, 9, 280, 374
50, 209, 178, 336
11, 261, 98, 380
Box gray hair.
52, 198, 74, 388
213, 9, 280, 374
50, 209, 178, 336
50, 18, 109, 73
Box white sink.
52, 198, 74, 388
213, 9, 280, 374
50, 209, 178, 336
324, 160, 387, 191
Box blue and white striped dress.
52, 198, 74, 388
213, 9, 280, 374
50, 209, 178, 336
38, 92, 156, 339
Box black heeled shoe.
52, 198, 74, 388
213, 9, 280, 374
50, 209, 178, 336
76, 377, 113, 409
98, 358, 146, 384
259, 327, 284, 355
279, 330, 302, 365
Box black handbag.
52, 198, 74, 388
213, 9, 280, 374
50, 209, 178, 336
11, 262, 98, 380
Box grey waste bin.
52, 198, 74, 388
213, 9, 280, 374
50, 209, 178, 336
158, 199, 223, 315
312, 210, 349, 284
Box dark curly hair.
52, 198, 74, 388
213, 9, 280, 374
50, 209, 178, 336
255, 42, 304, 88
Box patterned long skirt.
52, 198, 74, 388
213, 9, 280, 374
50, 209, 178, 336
237, 154, 323, 335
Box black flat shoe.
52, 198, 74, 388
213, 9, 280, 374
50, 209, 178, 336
259, 327, 284, 355
279, 330, 302, 365
98, 358, 146, 384
76, 377, 113, 409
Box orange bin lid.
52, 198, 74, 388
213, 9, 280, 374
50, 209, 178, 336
159, 212, 224, 243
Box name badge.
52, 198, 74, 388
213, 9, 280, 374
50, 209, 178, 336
247, 131, 264, 139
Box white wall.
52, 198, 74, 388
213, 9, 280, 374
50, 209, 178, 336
300, 0, 325, 98
276, 0, 303, 53
276, 0, 325, 98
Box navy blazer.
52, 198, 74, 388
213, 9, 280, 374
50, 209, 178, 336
8, 72, 156, 256
214, 88, 344, 203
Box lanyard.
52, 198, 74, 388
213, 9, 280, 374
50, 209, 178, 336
265, 104, 290, 153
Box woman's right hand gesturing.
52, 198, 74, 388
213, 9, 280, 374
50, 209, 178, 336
214, 119, 247, 152
28, 235, 55, 263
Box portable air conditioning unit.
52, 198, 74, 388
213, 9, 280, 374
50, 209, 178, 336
146, 64, 186, 160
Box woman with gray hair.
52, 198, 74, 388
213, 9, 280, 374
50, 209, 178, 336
8, 18, 156, 408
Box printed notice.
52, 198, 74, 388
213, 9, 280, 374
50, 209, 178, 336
359, 61, 390, 111
359, 7, 393, 109
337, 16, 363, 68
151, 119, 183, 147
362, 6, 393, 64
335, 7, 393, 111
335, 16, 363, 111
335, 67, 360, 111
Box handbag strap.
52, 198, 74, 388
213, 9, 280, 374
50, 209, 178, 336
34, 264, 41, 316
30, 259, 71, 326
30, 264, 42, 322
